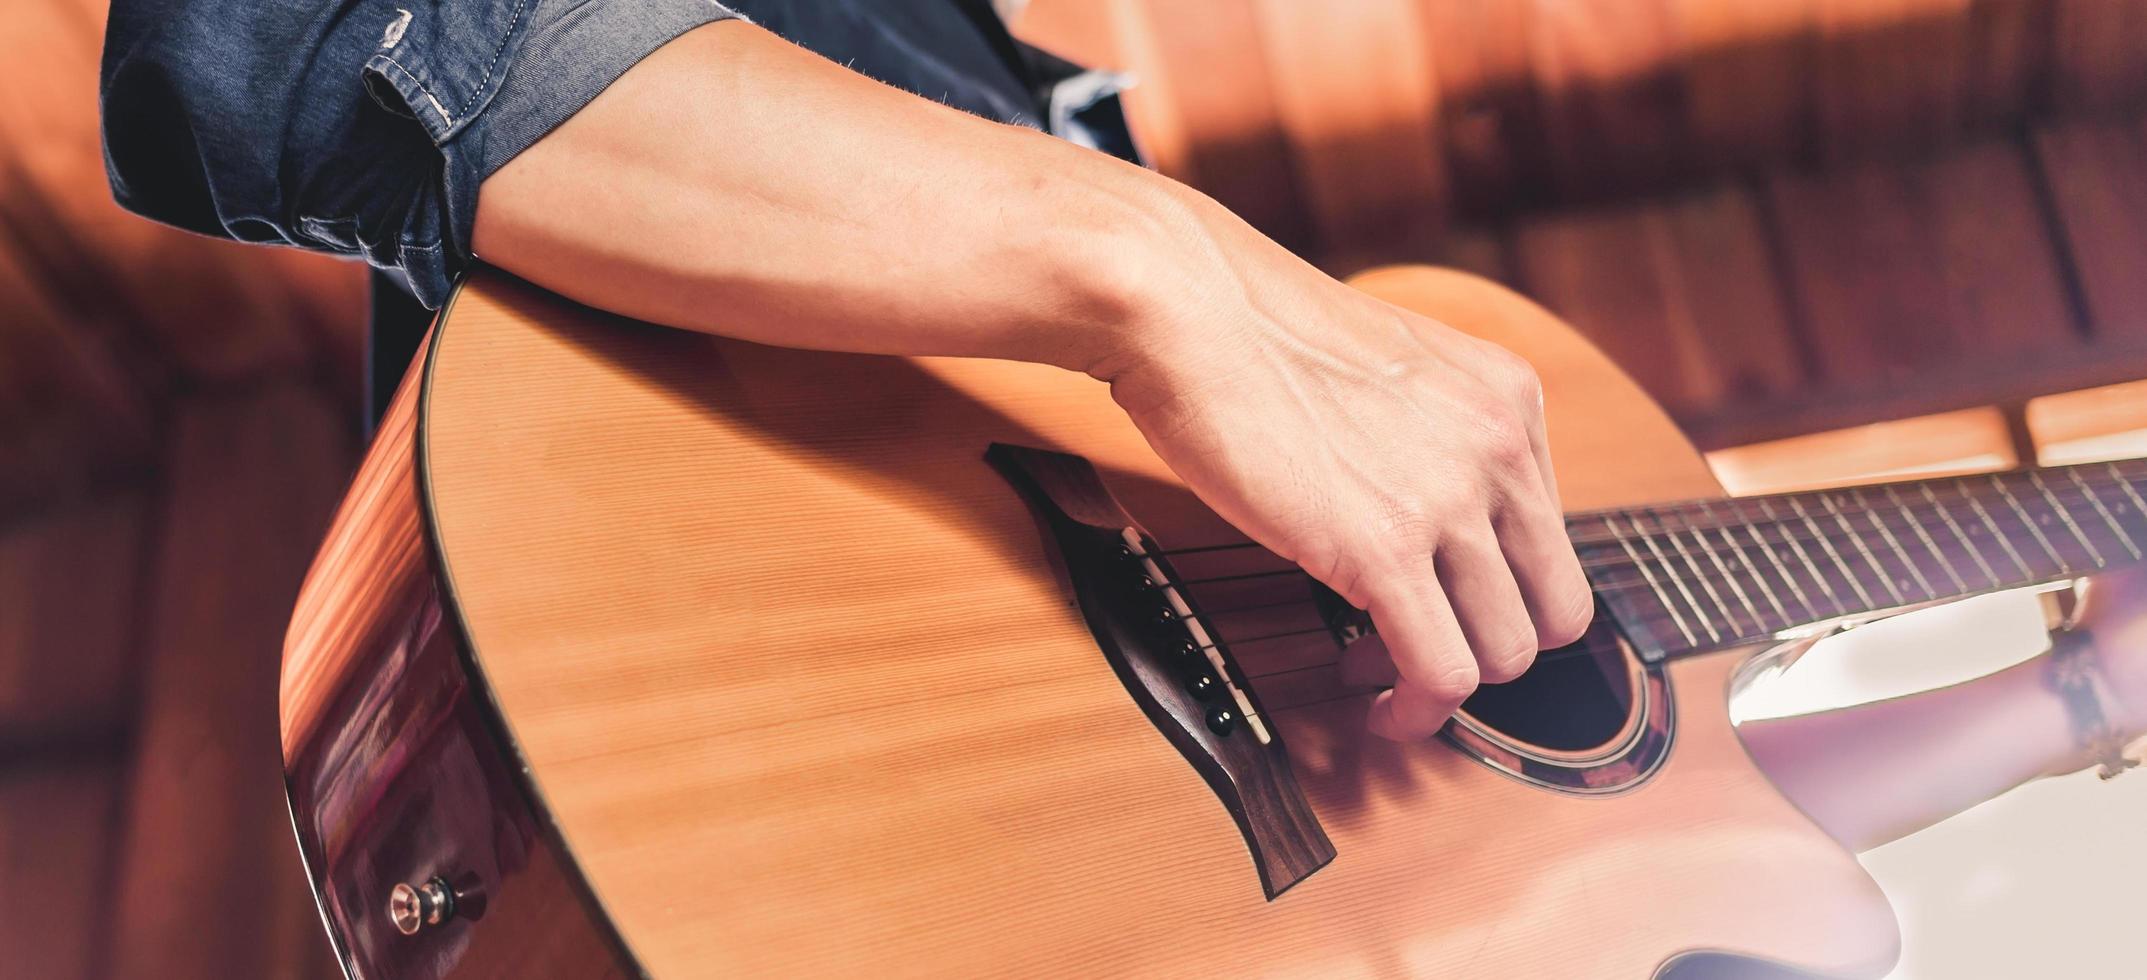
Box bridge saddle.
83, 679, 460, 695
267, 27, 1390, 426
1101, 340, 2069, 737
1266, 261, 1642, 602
986, 443, 1336, 900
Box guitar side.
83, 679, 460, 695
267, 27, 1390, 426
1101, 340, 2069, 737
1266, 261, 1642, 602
283, 265, 1901, 977
280, 330, 636, 978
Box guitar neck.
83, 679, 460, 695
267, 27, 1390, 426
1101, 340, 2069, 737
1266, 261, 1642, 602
1573, 457, 2147, 662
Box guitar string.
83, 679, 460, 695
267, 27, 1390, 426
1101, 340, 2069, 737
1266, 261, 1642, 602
1123, 462, 2147, 688
1152, 459, 2147, 554
1169, 496, 2145, 585
1180, 545, 2130, 632
1171, 531, 2147, 643
1146, 465, 2146, 558
1148, 474, 2147, 571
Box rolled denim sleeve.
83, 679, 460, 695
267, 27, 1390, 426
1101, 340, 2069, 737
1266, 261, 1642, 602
101, 0, 743, 308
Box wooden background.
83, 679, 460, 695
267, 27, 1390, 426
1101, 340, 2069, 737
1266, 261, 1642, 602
3, 1, 2146, 975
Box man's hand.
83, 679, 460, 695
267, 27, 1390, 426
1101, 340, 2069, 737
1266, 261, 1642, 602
1090, 195, 1594, 741
475, 21, 1591, 741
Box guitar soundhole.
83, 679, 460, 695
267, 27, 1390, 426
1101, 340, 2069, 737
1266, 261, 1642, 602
1458, 618, 1635, 753
1149, 527, 1643, 756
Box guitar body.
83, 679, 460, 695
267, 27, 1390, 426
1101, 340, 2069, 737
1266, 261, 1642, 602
283, 266, 1900, 978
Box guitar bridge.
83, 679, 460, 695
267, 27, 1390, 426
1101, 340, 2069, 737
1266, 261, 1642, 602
986, 443, 1335, 900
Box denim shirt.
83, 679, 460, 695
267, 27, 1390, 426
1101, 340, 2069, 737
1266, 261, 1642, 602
100, 0, 1139, 311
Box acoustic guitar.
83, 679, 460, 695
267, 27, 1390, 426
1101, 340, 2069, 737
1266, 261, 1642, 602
281, 263, 2147, 978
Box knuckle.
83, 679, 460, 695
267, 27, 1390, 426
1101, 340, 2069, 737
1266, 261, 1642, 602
1480, 636, 1538, 683
1482, 344, 1543, 404
1419, 658, 1481, 704
1471, 410, 1533, 471
1370, 498, 1445, 556
1541, 583, 1595, 647
1485, 627, 1537, 683
1299, 543, 1368, 608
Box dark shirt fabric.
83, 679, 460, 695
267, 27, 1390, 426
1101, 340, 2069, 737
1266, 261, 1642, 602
100, 0, 1137, 312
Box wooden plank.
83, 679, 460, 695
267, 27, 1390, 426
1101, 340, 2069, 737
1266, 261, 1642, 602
0, 242, 155, 471
1919, 140, 2083, 350
1252, 0, 1448, 264
2027, 379, 2147, 462
1321, 224, 1513, 287
1527, 0, 1692, 200
1765, 140, 2077, 387
0, 252, 152, 435
1114, 0, 1317, 253
0, 492, 148, 746
1706, 406, 2016, 494
0, 415, 151, 518
1431, 224, 1515, 286
2049, 0, 2147, 112
0, 759, 123, 979
1670, 0, 1817, 170
0, 0, 363, 388
1416, 0, 1542, 216
1811, 0, 1972, 160
1965, 0, 2056, 126
1682, 339, 2147, 448
2035, 118, 2147, 343
1512, 183, 1805, 421
108, 383, 353, 979
1768, 164, 1942, 387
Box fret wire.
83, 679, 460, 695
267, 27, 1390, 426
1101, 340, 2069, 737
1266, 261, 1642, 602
1550, 463, 2134, 544
1182, 565, 1894, 621
1178, 505, 2108, 581
1885, 484, 1969, 593
1603, 511, 1707, 646
1733, 498, 1819, 622
1851, 487, 1936, 601
1580, 507, 1934, 555
2107, 462, 2147, 542
1743, 505, 1846, 618
2066, 468, 2140, 561
1915, 482, 2000, 589
1156, 463, 2147, 623
1649, 508, 1737, 639
1789, 494, 1878, 611
1760, 497, 1850, 617
1955, 477, 2037, 582
1698, 499, 1789, 629
1666, 505, 1764, 633
2032, 469, 2106, 568
1184, 530, 2147, 650
1988, 472, 2073, 575
1170, 499, 2137, 590
1548, 478, 2121, 549
1821, 491, 1907, 606
1173, 502, 2064, 569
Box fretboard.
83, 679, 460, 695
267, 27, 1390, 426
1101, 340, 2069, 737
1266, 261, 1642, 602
1572, 457, 2147, 662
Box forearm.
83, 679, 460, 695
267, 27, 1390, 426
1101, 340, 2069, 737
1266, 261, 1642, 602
472, 17, 1599, 744
472, 20, 1195, 374
1739, 654, 2085, 853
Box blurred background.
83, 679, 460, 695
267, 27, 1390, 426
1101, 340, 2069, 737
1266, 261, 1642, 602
4, 0, 2146, 977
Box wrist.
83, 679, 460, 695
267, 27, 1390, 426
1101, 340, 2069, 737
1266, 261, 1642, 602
1026, 166, 1235, 381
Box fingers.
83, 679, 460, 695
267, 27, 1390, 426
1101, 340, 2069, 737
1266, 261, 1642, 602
1492, 488, 1594, 650
1346, 527, 1561, 743
1475, 341, 1590, 649
1515, 360, 1564, 514
1361, 571, 1478, 741
1436, 531, 1541, 683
